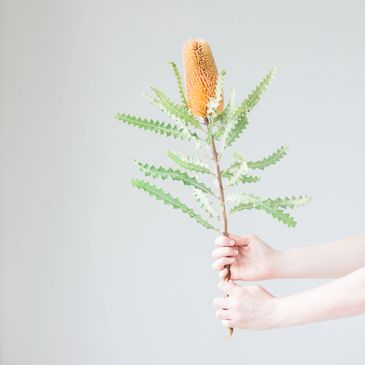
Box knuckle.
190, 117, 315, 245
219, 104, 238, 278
215, 236, 225, 246
226, 247, 234, 255
230, 299, 239, 309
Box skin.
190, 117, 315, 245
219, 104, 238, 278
212, 233, 365, 330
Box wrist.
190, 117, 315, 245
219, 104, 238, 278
271, 249, 285, 279
271, 296, 296, 329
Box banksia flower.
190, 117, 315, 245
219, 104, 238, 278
183, 39, 224, 117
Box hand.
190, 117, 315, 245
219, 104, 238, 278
212, 234, 279, 281
214, 280, 279, 330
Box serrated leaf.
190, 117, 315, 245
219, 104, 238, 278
193, 189, 219, 220
207, 69, 226, 116
226, 192, 256, 205
242, 66, 277, 113
131, 179, 216, 230
167, 151, 212, 174
214, 85, 236, 140
229, 193, 297, 228
220, 106, 249, 151
266, 195, 312, 209
115, 113, 190, 140
150, 87, 201, 129
221, 170, 260, 184
143, 93, 195, 140
239, 175, 260, 183
169, 61, 188, 110
135, 161, 213, 195
247, 145, 288, 170
227, 158, 248, 187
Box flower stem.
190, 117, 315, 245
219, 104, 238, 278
204, 116, 233, 338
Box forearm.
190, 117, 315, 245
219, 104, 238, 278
274, 266, 365, 328
274, 233, 365, 279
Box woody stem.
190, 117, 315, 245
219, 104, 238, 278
204, 116, 233, 337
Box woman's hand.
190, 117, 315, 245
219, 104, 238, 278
212, 234, 280, 281
215, 267, 365, 330
214, 280, 279, 330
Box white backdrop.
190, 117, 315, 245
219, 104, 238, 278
1, 0, 365, 364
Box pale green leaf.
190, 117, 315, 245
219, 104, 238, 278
115, 113, 190, 140
150, 87, 201, 129
135, 161, 213, 195
242, 66, 277, 113
214, 85, 236, 140
193, 189, 219, 220
229, 193, 297, 228
131, 179, 216, 230
169, 62, 188, 110
247, 145, 288, 170
143, 93, 195, 140
220, 106, 249, 151
207, 69, 226, 116
167, 151, 212, 174
227, 156, 248, 187
266, 195, 312, 209
221, 170, 260, 183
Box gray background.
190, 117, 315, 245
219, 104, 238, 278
1, 0, 365, 364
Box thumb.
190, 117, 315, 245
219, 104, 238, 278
228, 233, 253, 247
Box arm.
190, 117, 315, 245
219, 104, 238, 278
275, 233, 365, 279
212, 233, 365, 280
276, 266, 365, 327
214, 266, 365, 330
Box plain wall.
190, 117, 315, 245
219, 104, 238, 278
1, 0, 365, 364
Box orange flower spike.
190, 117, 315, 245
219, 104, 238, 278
183, 39, 224, 117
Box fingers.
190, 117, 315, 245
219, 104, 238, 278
219, 268, 228, 279
218, 280, 239, 295
215, 309, 232, 320
215, 236, 235, 247
213, 296, 231, 309
215, 234, 253, 248
222, 319, 234, 328
228, 233, 252, 246
214, 295, 235, 327
212, 257, 235, 271
212, 246, 239, 259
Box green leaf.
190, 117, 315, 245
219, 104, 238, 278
242, 66, 277, 113
221, 107, 249, 150
214, 85, 236, 140
167, 151, 212, 174
266, 195, 312, 209
131, 179, 216, 230
169, 62, 188, 110
193, 189, 219, 220
239, 175, 260, 183
229, 193, 297, 228
150, 87, 201, 129
221, 170, 260, 183
115, 113, 190, 140
207, 69, 226, 116
247, 145, 288, 170
227, 153, 248, 187
135, 161, 213, 195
